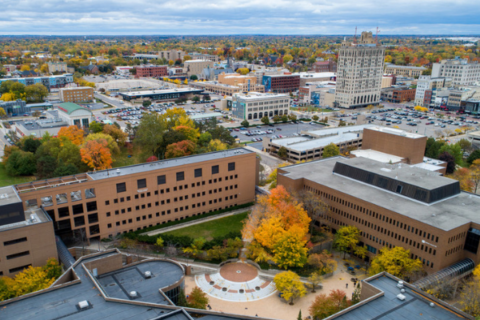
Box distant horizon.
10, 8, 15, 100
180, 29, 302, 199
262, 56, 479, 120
0, 34, 480, 37
2, 0, 479, 36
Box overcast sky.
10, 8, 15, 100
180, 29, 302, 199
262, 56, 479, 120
1, 0, 479, 35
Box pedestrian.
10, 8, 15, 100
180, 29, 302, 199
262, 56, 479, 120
346, 283, 348, 289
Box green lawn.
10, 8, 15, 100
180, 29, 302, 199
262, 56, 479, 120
0, 164, 35, 187
163, 211, 249, 240
112, 147, 139, 168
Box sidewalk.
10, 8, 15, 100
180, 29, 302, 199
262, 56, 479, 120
142, 206, 253, 237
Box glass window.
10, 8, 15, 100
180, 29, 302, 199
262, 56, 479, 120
194, 168, 202, 177
176, 171, 185, 181
72, 204, 84, 215
86, 201, 97, 212
25, 199, 37, 207
157, 175, 166, 185
212, 165, 219, 174
137, 179, 147, 189
116, 182, 127, 193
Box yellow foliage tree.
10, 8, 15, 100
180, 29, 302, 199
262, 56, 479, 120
369, 246, 423, 279
20, 64, 30, 71
0, 92, 15, 102
237, 68, 250, 75
273, 271, 307, 305
11, 265, 55, 297
85, 133, 120, 154
103, 124, 128, 146
207, 139, 228, 152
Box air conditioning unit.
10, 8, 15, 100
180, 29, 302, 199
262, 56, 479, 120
397, 281, 404, 288
144, 271, 152, 278
397, 294, 406, 301
130, 291, 138, 298
78, 300, 89, 309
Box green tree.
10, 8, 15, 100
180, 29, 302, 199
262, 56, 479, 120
273, 271, 307, 305
468, 150, 480, 165
312, 115, 319, 121
177, 289, 188, 307
192, 96, 200, 102
53, 160, 79, 177
134, 113, 166, 158
25, 83, 48, 102
281, 115, 288, 123
322, 143, 340, 159
369, 246, 423, 280
89, 121, 104, 133
6, 150, 36, 176
142, 100, 152, 107
261, 116, 270, 125
458, 138, 472, 152
439, 143, 462, 165
187, 286, 209, 309
297, 310, 302, 320
241, 119, 250, 127
21, 136, 41, 153
273, 115, 281, 123
278, 146, 288, 159
43, 258, 62, 280
198, 132, 212, 146
333, 225, 360, 258
190, 75, 198, 80
36, 155, 57, 179
288, 114, 297, 122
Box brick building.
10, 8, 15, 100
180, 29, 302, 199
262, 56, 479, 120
59, 86, 94, 103
312, 59, 337, 73
0, 186, 57, 277
278, 128, 476, 274
262, 74, 300, 93
15, 149, 258, 242
380, 87, 416, 103
135, 65, 168, 78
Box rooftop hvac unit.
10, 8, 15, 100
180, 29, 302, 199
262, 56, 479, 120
397, 281, 404, 288
144, 271, 152, 278
397, 294, 406, 301
78, 300, 89, 309
129, 291, 138, 298
116, 169, 121, 174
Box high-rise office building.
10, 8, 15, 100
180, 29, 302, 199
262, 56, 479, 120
334, 31, 385, 109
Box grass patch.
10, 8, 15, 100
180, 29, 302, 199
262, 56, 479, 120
163, 211, 249, 241
0, 163, 35, 187
112, 147, 139, 168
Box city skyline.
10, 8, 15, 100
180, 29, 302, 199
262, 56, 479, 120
1, 0, 480, 35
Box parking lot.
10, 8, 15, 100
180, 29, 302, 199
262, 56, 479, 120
230, 122, 327, 143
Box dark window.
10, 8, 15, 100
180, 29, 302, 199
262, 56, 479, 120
86, 201, 97, 212
58, 207, 69, 218
4, 237, 27, 246
158, 175, 166, 185
465, 228, 480, 253
106, 212, 111, 217
127, 196, 131, 201
396, 185, 403, 193
176, 172, 185, 181
72, 204, 84, 215
89, 225, 100, 235
137, 179, 147, 189
108, 223, 112, 228
114, 199, 118, 204
116, 182, 127, 193
105, 200, 110, 205
195, 168, 202, 177
135, 194, 139, 199
120, 197, 124, 202
9, 264, 31, 273
88, 213, 99, 224
74, 216, 85, 227
212, 165, 219, 174
228, 162, 235, 171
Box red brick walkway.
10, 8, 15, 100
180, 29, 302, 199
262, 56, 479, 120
219, 263, 258, 282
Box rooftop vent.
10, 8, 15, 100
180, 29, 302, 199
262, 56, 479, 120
29, 214, 37, 223
397, 294, 406, 301
144, 271, 152, 278
430, 302, 435, 308
130, 291, 138, 298
397, 281, 404, 288
78, 300, 89, 309
116, 169, 120, 174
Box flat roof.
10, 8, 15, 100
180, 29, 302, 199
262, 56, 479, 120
235, 92, 289, 100
385, 64, 426, 70
272, 133, 359, 152
264, 74, 299, 78
0, 186, 21, 206
279, 157, 480, 231
88, 148, 253, 180
351, 149, 404, 163
331, 274, 470, 319
365, 126, 425, 139
16, 119, 68, 131
303, 124, 376, 138
190, 112, 223, 120
0, 207, 50, 232
120, 88, 203, 97
294, 72, 336, 78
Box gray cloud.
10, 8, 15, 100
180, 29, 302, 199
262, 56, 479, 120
0, 0, 479, 34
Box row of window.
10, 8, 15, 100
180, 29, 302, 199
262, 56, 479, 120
305, 185, 440, 243
55, 201, 97, 218
3, 237, 27, 246
448, 231, 467, 244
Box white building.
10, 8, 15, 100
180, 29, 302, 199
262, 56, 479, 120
334, 31, 385, 109
231, 92, 290, 120
414, 76, 452, 107
432, 58, 480, 85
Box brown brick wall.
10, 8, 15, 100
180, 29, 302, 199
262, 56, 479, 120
17, 152, 257, 240
0, 221, 57, 277
82, 253, 123, 275
361, 128, 427, 164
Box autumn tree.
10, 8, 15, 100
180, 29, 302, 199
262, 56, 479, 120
237, 68, 250, 75
261, 116, 270, 125
58, 125, 85, 145
294, 189, 329, 232
273, 225, 309, 269
134, 113, 166, 159
187, 286, 209, 309
449, 168, 474, 192
277, 146, 288, 159
165, 140, 196, 159
322, 143, 340, 159
80, 139, 113, 170
174, 125, 199, 143
307, 272, 323, 293
273, 271, 307, 305
103, 124, 128, 146
85, 133, 119, 154
369, 246, 423, 280
207, 139, 228, 152
459, 264, 480, 317
310, 289, 352, 319
333, 225, 360, 258
307, 250, 337, 274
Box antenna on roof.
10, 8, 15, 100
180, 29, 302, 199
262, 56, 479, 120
353, 26, 357, 44
375, 26, 380, 45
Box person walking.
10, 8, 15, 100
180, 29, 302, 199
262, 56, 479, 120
346, 283, 348, 289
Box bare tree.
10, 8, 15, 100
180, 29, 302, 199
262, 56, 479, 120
294, 189, 329, 233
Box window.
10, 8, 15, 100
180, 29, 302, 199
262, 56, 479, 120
89, 225, 100, 235
195, 168, 202, 177
72, 204, 84, 215
116, 182, 127, 193
105, 200, 110, 205
85, 188, 96, 199
70, 190, 82, 202
86, 201, 97, 212
158, 175, 166, 185
228, 162, 235, 171
9, 264, 31, 273
88, 213, 99, 224
176, 172, 185, 181
74, 216, 85, 227
396, 185, 403, 193
212, 165, 219, 174
4, 237, 27, 246
58, 207, 70, 218
137, 179, 147, 189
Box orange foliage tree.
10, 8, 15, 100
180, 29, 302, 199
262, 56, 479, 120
58, 125, 84, 145
103, 124, 128, 146
309, 289, 352, 319
165, 140, 196, 159
80, 139, 112, 170
243, 186, 311, 268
